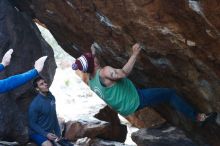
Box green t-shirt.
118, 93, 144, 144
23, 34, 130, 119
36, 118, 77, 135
89, 70, 140, 116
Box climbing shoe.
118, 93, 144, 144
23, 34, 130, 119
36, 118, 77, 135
196, 112, 217, 127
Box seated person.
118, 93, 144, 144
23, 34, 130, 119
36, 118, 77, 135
28, 76, 61, 146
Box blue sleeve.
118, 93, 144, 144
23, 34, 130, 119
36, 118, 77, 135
28, 101, 48, 137
0, 64, 4, 72
0, 69, 38, 93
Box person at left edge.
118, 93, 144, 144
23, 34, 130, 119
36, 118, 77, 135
0, 49, 48, 93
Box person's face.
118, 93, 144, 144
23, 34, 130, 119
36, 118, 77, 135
36, 79, 49, 93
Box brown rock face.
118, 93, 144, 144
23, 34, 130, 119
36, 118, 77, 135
94, 106, 127, 142
64, 118, 125, 142
12, 0, 220, 145
132, 123, 197, 146
126, 107, 166, 128
64, 106, 127, 143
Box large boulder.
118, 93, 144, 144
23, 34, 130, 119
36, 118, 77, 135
131, 123, 197, 146
94, 106, 127, 142
6, 0, 220, 145
65, 106, 127, 143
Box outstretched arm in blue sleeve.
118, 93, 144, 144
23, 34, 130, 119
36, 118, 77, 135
0, 69, 38, 93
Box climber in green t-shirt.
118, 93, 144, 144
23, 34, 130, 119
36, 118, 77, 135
72, 43, 217, 125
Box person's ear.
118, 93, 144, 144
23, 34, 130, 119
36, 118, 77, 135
36, 88, 39, 91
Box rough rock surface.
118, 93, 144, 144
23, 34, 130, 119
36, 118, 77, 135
0, 0, 56, 144
126, 107, 166, 128
4, 0, 220, 145
131, 123, 197, 146
94, 106, 127, 142
65, 106, 127, 143
64, 119, 109, 141
75, 138, 131, 146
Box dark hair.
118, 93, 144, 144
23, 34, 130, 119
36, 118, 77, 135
33, 76, 45, 88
